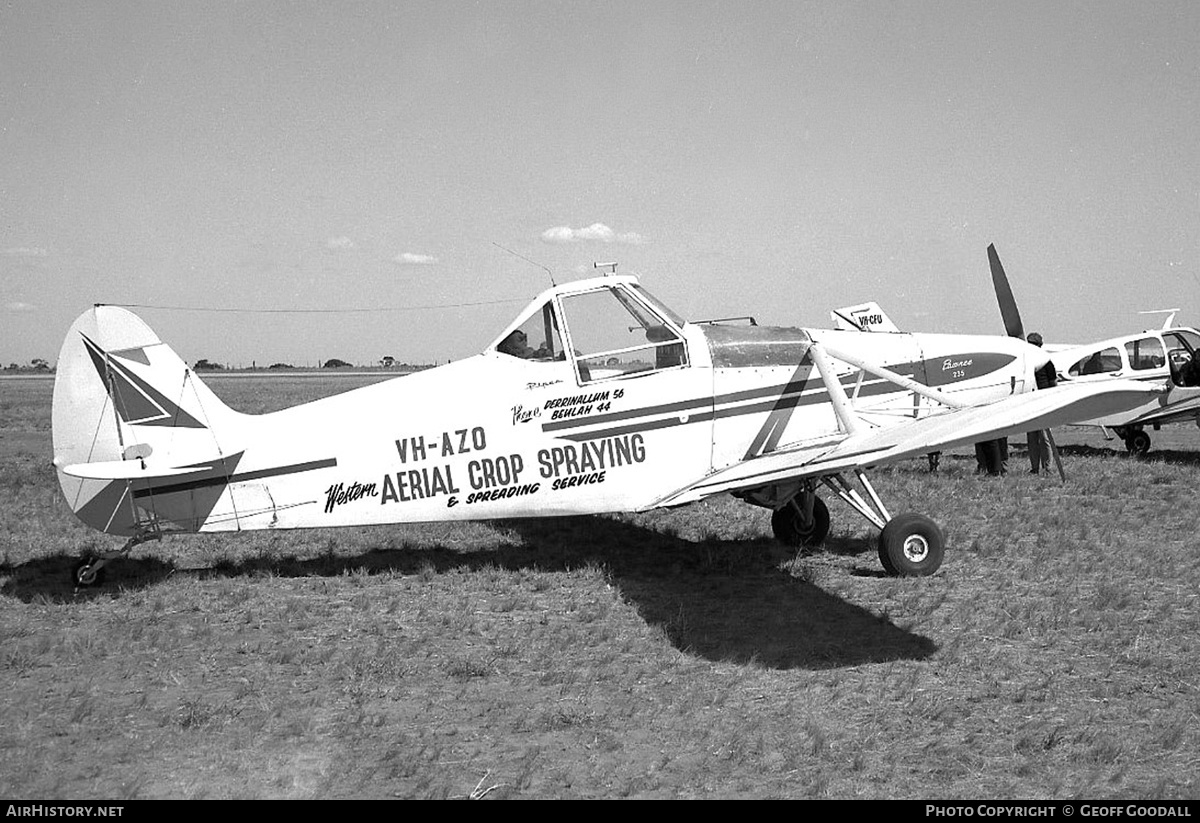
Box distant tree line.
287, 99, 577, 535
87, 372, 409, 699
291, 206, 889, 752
1, 354, 441, 375
189, 357, 435, 372
4, 359, 53, 373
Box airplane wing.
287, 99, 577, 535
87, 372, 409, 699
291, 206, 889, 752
652, 379, 1165, 508
1120, 391, 1200, 428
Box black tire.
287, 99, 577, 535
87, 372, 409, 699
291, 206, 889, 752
771, 495, 830, 547
877, 514, 944, 577
1125, 429, 1151, 456
72, 559, 106, 588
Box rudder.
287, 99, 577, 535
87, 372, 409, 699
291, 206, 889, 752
52, 306, 243, 535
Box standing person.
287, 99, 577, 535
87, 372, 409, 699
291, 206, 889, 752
1025, 332, 1057, 473
974, 438, 1006, 476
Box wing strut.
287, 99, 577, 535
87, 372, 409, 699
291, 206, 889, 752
820, 470, 892, 530
808, 342, 863, 435
819, 342, 968, 410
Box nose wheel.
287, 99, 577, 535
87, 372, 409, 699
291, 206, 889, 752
1125, 429, 1151, 456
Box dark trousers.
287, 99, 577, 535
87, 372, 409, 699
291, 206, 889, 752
1027, 430, 1050, 473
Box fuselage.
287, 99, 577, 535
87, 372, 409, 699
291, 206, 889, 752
54, 275, 1055, 536
1046, 326, 1200, 428
191, 312, 1046, 531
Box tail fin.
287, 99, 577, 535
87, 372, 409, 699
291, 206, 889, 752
830, 302, 900, 332
52, 306, 244, 535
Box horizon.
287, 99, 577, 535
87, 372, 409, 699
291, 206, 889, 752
4, 1, 1198, 368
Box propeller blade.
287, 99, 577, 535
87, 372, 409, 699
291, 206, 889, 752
988, 243, 1025, 340
988, 244, 1058, 476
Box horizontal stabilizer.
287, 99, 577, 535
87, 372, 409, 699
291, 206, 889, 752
58, 459, 223, 482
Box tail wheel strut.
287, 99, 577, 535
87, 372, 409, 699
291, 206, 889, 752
72, 529, 161, 589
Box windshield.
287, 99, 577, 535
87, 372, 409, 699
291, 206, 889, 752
559, 285, 687, 382
631, 284, 686, 327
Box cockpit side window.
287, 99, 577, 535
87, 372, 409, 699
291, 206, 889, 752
1068, 347, 1122, 376
1164, 331, 1200, 387
559, 286, 687, 383
1124, 336, 1165, 370
496, 301, 564, 362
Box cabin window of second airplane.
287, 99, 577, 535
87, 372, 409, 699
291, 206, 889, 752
1124, 336, 1165, 370
1068, 346, 1122, 376
559, 286, 687, 382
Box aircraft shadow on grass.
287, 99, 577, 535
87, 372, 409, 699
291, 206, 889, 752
1054, 443, 1200, 467
899, 443, 1200, 473
4, 514, 935, 670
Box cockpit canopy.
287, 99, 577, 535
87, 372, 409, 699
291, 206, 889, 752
491, 276, 688, 383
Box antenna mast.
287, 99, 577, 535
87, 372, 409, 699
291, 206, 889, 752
493, 242, 556, 286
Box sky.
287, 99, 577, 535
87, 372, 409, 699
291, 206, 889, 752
2, 0, 1199, 368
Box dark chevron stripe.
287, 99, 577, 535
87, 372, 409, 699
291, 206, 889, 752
81, 333, 206, 428
744, 360, 813, 458
131, 456, 337, 499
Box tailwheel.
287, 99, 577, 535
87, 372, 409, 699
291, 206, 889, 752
771, 494, 830, 548
877, 513, 944, 577
70, 528, 161, 589
72, 558, 107, 588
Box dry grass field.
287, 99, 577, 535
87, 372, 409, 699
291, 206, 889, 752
2, 373, 1198, 799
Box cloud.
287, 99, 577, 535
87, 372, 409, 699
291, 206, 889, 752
540, 223, 645, 245
326, 236, 356, 250
393, 252, 439, 265
2, 247, 48, 257
5, 302, 35, 311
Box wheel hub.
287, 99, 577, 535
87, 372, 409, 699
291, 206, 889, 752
901, 534, 929, 563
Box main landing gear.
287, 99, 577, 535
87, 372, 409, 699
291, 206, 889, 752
771, 492, 830, 548
72, 529, 161, 589
876, 513, 944, 577
1113, 425, 1151, 456
763, 471, 946, 577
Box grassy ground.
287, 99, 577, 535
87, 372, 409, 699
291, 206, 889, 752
1, 375, 1198, 799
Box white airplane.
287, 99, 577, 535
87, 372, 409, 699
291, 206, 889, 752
1046, 318, 1200, 454
53, 269, 1161, 587
988, 245, 1200, 455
